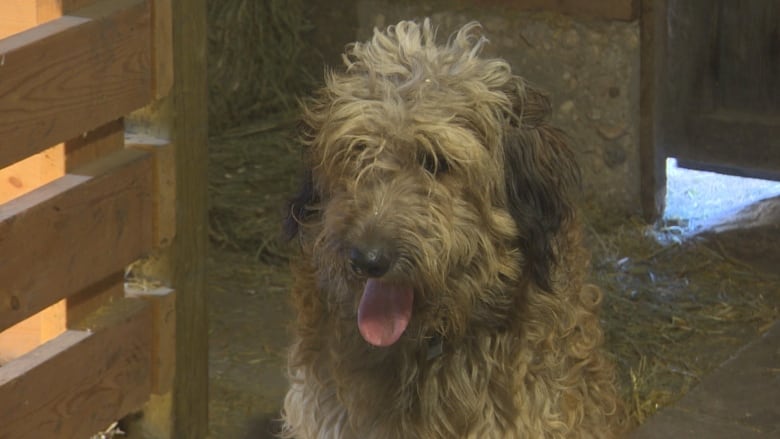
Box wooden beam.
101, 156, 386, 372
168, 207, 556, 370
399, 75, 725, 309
170, 0, 209, 436
65, 119, 126, 170
0, 315, 40, 364
639, 0, 666, 221
0, 297, 152, 438
0, 0, 151, 169
126, 287, 176, 395
66, 272, 127, 327
473, 0, 639, 21
128, 135, 176, 246
0, 149, 154, 332
0, 144, 65, 204
37, 0, 106, 22
123, 0, 208, 435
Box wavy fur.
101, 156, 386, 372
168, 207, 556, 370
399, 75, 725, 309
282, 19, 624, 438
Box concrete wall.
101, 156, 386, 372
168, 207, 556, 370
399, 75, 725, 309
305, 0, 641, 216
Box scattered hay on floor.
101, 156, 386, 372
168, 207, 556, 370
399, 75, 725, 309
585, 214, 780, 425
208, 129, 302, 262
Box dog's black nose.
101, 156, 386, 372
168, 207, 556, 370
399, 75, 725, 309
349, 244, 393, 277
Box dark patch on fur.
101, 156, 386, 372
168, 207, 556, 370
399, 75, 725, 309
284, 166, 319, 240
502, 84, 580, 292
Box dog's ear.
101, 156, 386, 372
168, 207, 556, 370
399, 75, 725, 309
501, 80, 580, 292
284, 166, 320, 241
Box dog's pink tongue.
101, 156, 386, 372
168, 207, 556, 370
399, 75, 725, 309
357, 279, 413, 347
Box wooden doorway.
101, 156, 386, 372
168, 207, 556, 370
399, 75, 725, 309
641, 0, 780, 220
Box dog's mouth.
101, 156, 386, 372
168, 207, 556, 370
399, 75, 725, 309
357, 278, 414, 347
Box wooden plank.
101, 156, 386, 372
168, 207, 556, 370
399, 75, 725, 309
0, 0, 151, 169
126, 287, 176, 394
0, 315, 40, 365
0, 1, 36, 39
0, 297, 153, 439
680, 114, 780, 180
37, 0, 105, 22
128, 135, 176, 246
0, 272, 123, 367
708, 2, 780, 114
0, 149, 154, 332
0, 299, 70, 365
474, 0, 639, 21
0, 144, 65, 204
65, 119, 125, 170
66, 272, 126, 327
0, 0, 104, 39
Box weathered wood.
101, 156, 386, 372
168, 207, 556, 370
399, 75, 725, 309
170, 0, 209, 435
0, 0, 151, 169
0, 272, 124, 364
0, 149, 154, 332
126, 287, 176, 394
0, 297, 152, 439
122, 0, 208, 435
0, 145, 64, 204
474, 0, 639, 21
638, 0, 666, 221
658, 0, 780, 180
128, 135, 176, 246
708, 2, 780, 114
65, 119, 125, 170
66, 272, 126, 327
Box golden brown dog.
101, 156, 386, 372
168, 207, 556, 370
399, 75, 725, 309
282, 19, 623, 438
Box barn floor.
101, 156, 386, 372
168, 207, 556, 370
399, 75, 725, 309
631, 319, 780, 438
205, 131, 780, 439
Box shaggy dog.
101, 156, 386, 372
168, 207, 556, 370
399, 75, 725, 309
282, 19, 623, 438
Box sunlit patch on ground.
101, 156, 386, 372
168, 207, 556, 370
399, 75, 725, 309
660, 158, 780, 238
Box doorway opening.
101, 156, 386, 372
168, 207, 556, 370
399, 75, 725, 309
662, 158, 780, 236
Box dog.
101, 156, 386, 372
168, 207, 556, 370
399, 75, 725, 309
281, 19, 623, 438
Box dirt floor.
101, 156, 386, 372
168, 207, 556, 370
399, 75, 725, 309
205, 131, 780, 439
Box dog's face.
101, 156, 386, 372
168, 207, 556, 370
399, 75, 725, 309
287, 20, 578, 348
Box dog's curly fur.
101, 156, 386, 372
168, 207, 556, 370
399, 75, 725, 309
282, 19, 623, 438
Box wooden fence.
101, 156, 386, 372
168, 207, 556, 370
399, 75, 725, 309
0, 0, 182, 437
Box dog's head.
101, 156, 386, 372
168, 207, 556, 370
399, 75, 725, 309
286, 19, 579, 347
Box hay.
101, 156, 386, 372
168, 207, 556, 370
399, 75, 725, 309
585, 214, 780, 425
206, 0, 315, 256
207, 0, 314, 134
208, 130, 301, 261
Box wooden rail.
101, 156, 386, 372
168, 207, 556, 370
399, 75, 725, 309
0, 0, 180, 436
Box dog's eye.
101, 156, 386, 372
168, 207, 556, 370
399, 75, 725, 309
420, 152, 449, 176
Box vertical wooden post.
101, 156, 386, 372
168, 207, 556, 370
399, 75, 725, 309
170, 0, 209, 436
639, 0, 667, 221
126, 0, 209, 437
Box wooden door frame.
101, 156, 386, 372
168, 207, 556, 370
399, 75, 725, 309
639, 0, 667, 221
